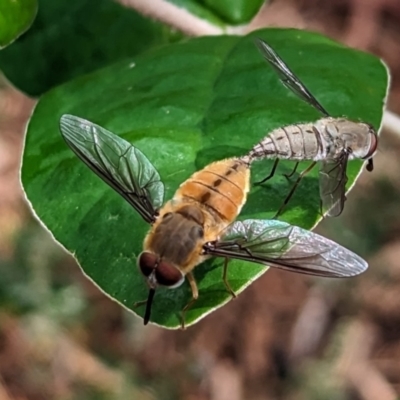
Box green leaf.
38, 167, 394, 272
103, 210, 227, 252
202, 0, 264, 24
21, 28, 389, 329
166, 0, 227, 27
0, 0, 181, 96
167, 0, 264, 25
0, 0, 37, 48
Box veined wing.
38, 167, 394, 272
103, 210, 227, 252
255, 38, 330, 117
60, 114, 164, 224
319, 152, 349, 217
203, 219, 367, 277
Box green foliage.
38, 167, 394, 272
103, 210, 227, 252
0, 0, 37, 48
167, 0, 226, 27
0, 0, 180, 96
21, 28, 388, 329
168, 0, 264, 25
202, 0, 264, 24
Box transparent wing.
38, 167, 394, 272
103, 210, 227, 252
60, 114, 164, 224
255, 38, 330, 117
319, 152, 349, 217
203, 219, 367, 277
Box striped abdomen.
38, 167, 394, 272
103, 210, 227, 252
175, 158, 250, 224
248, 117, 376, 162
249, 122, 325, 161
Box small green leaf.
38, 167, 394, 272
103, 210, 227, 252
0, 0, 180, 95
167, 0, 227, 27
0, 0, 37, 48
202, 0, 264, 24
167, 0, 264, 25
21, 29, 389, 329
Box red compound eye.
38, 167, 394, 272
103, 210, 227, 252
138, 253, 184, 288
138, 252, 158, 277
363, 129, 378, 160
155, 261, 184, 288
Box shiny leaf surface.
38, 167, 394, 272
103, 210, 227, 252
22, 28, 389, 328
0, 0, 179, 95
0, 0, 37, 48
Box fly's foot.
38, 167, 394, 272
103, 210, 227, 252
133, 299, 147, 308
224, 283, 237, 299
180, 313, 187, 330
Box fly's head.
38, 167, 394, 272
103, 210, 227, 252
341, 121, 377, 162
137, 205, 206, 324
137, 251, 185, 325
138, 252, 185, 290
359, 123, 378, 172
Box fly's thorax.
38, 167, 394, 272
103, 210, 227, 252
313, 117, 342, 159
174, 157, 250, 224
328, 118, 377, 159
143, 204, 207, 274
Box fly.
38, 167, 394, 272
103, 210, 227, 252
248, 38, 378, 217
60, 113, 367, 329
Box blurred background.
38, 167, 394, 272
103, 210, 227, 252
1, 0, 400, 399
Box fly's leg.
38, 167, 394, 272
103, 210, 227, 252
318, 199, 325, 219
366, 158, 374, 172
181, 272, 199, 330
284, 162, 299, 179
133, 299, 147, 308
255, 159, 280, 185
273, 161, 317, 219
222, 258, 236, 298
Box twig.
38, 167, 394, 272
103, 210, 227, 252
245, 0, 306, 33
383, 110, 400, 137
117, 0, 237, 36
